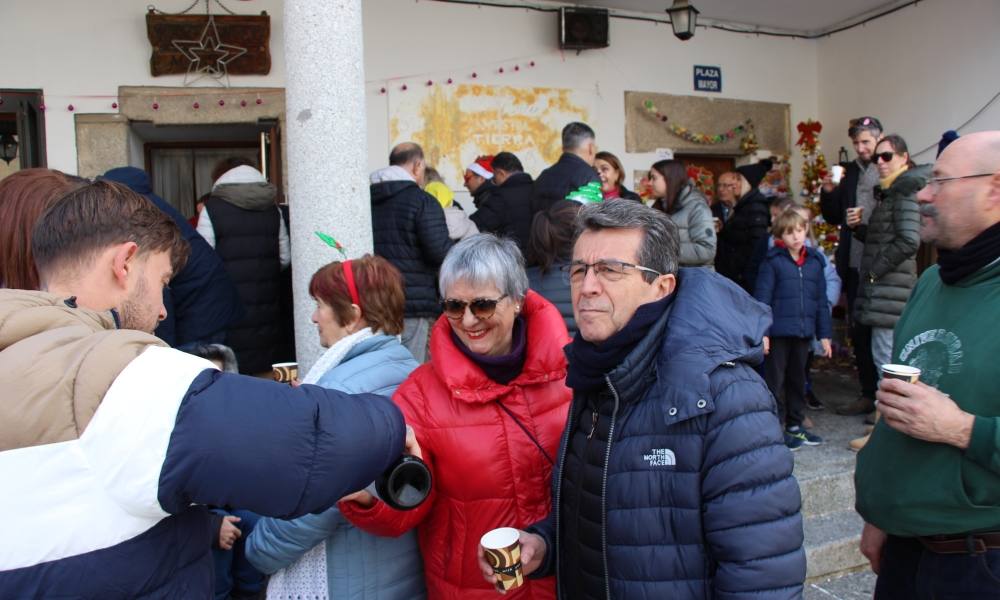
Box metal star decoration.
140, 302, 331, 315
172, 15, 246, 87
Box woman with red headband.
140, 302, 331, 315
245, 255, 426, 600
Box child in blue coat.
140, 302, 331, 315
755, 209, 833, 450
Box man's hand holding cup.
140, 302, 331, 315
478, 528, 547, 594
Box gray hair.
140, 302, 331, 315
575, 201, 679, 280
439, 233, 529, 301
562, 122, 596, 152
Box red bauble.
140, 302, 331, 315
218, 99, 225, 106
379, 87, 386, 94
111, 102, 118, 109
255, 98, 263, 105
498, 67, 504, 74
529, 61, 535, 67
401, 84, 408, 91
472, 72, 478, 78
240, 100, 247, 107
514, 65, 520, 71
152, 102, 159, 110
426, 80, 433, 86
447, 78, 453, 84
193, 102, 200, 109
67, 104, 74, 112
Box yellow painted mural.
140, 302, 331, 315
389, 84, 593, 189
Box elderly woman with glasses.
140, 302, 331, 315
340, 233, 571, 600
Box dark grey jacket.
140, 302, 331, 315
664, 186, 716, 269
854, 165, 930, 328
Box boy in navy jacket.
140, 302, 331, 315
755, 209, 832, 449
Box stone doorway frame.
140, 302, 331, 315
75, 86, 287, 188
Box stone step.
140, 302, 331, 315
805, 569, 876, 600
798, 469, 855, 519
804, 509, 867, 580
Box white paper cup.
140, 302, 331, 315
481, 527, 524, 594
831, 165, 845, 184
881, 364, 920, 383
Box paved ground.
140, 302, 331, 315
801, 364, 877, 597
805, 569, 877, 599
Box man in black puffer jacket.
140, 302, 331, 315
471, 151, 535, 252
530, 122, 599, 214
371, 142, 453, 362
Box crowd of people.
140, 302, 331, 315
0, 117, 998, 600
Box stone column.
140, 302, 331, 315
283, 0, 371, 372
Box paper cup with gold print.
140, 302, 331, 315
881, 364, 920, 383
271, 362, 298, 383
481, 527, 524, 594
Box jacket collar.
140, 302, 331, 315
429, 290, 569, 403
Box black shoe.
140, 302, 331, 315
805, 390, 824, 411
834, 395, 876, 416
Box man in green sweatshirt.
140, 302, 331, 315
854, 130, 1000, 598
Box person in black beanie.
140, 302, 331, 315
715, 159, 774, 291
937, 129, 960, 157
480, 200, 806, 599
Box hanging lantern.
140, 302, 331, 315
0, 133, 18, 165
665, 0, 699, 41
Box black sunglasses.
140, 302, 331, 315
873, 151, 897, 163
441, 294, 508, 320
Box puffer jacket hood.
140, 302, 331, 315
0, 289, 163, 451
371, 179, 420, 205
212, 182, 278, 211
653, 267, 770, 400
101, 166, 154, 195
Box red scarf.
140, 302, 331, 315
774, 239, 807, 266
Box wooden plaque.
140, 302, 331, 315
146, 12, 271, 77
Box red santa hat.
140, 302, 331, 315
466, 155, 495, 180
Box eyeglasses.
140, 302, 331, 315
441, 294, 508, 320
925, 173, 994, 193
872, 152, 897, 163
561, 260, 663, 284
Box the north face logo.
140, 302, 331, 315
643, 448, 676, 467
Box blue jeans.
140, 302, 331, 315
212, 509, 265, 600
876, 535, 1000, 599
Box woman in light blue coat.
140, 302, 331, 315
245, 255, 426, 600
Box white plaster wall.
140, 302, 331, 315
2, 0, 287, 173
361, 0, 820, 203
817, 0, 1000, 164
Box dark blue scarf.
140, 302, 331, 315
452, 316, 527, 385
565, 294, 674, 392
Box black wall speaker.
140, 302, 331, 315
559, 7, 609, 50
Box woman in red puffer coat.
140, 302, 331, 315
340, 234, 570, 599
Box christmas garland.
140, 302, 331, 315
642, 100, 758, 154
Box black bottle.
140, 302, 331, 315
364, 454, 432, 511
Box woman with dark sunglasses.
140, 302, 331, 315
848, 134, 930, 451
340, 233, 571, 599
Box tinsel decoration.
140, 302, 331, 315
686, 164, 715, 201
794, 120, 838, 253
642, 100, 756, 154
566, 182, 604, 204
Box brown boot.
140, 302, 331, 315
849, 433, 870, 451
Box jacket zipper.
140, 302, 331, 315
601, 375, 621, 600
554, 396, 575, 600
798, 265, 805, 337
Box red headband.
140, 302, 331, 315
342, 260, 361, 310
